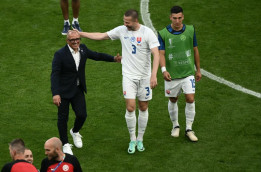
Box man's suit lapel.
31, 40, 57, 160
78, 44, 85, 70
64, 45, 77, 71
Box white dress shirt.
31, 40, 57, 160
68, 45, 80, 85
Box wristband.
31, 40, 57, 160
161, 66, 166, 73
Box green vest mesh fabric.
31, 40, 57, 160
159, 25, 195, 79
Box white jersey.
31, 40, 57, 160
107, 25, 159, 80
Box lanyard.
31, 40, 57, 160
52, 155, 65, 172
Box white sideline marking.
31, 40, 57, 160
201, 69, 261, 98
140, 0, 261, 99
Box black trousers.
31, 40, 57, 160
57, 87, 87, 145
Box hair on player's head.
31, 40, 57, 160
170, 6, 183, 14
124, 9, 139, 20
9, 138, 25, 154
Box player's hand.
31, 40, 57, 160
195, 71, 202, 82
150, 75, 157, 89
114, 53, 122, 63
163, 71, 172, 81
53, 95, 61, 107
73, 28, 79, 32
73, 28, 81, 36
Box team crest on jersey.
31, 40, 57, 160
185, 50, 191, 57
62, 164, 69, 171
180, 35, 186, 41
137, 37, 142, 43
130, 37, 135, 42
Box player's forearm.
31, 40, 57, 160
151, 60, 160, 77
194, 47, 201, 72
151, 48, 160, 76
79, 32, 109, 40
152, 60, 159, 77
159, 50, 166, 68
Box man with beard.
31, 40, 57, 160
40, 137, 82, 172
77, 9, 160, 154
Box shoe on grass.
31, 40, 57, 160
171, 126, 180, 137
70, 128, 83, 148
63, 143, 73, 155
128, 141, 136, 154
137, 141, 145, 152
185, 130, 198, 142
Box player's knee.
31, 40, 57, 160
138, 101, 148, 111
139, 106, 148, 111
126, 106, 135, 112
186, 98, 194, 103
169, 97, 178, 103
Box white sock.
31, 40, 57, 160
73, 18, 79, 23
137, 109, 148, 141
185, 102, 195, 131
64, 19, 70, 25
125, 110, 136, 141
168, 100, 179, 128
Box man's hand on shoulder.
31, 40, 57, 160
114, 53, 122, 63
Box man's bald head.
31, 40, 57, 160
45, 137, 62, 150
44, 137, 63, 160
67, 30, 80, 39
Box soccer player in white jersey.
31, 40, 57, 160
77, 9, 160, 154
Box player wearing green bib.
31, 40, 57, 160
158, 6, 202, 142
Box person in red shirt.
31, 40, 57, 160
1, 139, 38, 172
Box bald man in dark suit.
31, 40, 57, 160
51, 30, 121, 155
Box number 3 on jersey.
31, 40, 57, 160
132, 45, 136, 54
145, 87, 150, 96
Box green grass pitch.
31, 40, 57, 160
0, 0, 260, 171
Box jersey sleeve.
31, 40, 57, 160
193, 26, 198, 47
146, 28, 160, 49
106, 26, 123, 40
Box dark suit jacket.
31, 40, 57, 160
51, 44, 115, 99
